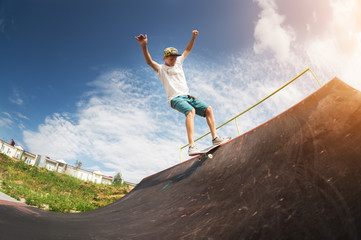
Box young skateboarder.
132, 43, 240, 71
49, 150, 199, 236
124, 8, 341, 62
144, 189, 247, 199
135, 30, 229, 155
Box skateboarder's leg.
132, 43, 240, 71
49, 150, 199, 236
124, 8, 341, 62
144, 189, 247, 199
205, 106, 217, 139
186, 109, 196, 146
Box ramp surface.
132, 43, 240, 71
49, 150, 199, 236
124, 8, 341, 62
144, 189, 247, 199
1, 77, 361, 239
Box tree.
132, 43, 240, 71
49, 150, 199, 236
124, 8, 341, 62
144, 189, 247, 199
75, 160, 82, 168
113, 172, 123, 186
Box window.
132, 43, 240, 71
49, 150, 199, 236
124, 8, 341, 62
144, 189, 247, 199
46, 164, 54, 171
25, 157, 32, 164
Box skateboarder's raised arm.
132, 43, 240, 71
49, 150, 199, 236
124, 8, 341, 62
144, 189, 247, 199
182, 30, 199, 60
135, 34, 159, 72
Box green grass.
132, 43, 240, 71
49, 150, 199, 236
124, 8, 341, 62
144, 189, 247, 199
0, 153, 130, 213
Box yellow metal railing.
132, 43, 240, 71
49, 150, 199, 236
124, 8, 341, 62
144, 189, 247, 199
180, 68, 321, 162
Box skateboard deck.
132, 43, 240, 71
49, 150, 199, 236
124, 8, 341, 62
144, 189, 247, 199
189, 137, 232, 158
189, 144, 220, 157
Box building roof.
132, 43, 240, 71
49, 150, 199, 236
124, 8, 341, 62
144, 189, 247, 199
15, 145, 24, 151
93, 170, 103, 176
56, 159, 67, 165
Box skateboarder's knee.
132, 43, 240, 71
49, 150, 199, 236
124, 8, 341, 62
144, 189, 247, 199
205, 106, 213, 116
187, 109, 196, 118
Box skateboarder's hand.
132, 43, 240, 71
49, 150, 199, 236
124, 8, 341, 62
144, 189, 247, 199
192, 30, 199, 38
135, 34, 148, 47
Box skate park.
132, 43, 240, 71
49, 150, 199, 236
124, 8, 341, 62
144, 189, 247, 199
1, 74, 361, 239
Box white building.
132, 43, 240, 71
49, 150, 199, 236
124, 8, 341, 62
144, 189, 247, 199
43, 157, 113, 185
21, 151, 42, 166
42, 157, 67, 173
64, 165, 113, 185
1, 138, 113, 185
0, 139, 41, 166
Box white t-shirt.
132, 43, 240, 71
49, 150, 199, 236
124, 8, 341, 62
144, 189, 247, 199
155, 55, 190, 106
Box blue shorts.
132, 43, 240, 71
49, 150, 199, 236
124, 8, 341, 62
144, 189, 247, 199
170, 95, 209, 117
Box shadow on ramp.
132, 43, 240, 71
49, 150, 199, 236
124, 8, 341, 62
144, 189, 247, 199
1, 77, 361, 239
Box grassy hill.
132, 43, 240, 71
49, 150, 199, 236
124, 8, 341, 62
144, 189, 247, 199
0, 153, 130, 213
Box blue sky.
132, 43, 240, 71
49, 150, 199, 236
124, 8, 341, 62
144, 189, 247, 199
1, 0, 361, 183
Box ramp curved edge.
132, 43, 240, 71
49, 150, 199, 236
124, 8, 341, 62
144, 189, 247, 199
1, 77, 361, 240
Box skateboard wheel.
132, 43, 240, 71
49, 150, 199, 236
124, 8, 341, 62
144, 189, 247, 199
208, 154, 213, 159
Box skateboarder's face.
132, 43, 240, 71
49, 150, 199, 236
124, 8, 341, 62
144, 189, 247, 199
164, 56, 177, 67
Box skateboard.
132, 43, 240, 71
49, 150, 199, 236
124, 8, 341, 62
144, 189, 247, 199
189, 137, 232, 159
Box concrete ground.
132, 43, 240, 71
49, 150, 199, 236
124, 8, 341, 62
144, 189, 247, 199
0, 191, 20, 203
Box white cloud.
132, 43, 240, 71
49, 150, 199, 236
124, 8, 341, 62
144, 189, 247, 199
23, 69, 187, 183
0, 112, 13, 128
9, 97, 23, 106
2, 112, 12, 119
303, 0, 361, 91
253, 0, 295, 62
253, 0, 361, 91
0, 118, 13, 128
9, 88, 24, 106
16, 112, 29, 120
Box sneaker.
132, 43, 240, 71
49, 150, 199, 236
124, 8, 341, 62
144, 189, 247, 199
188, 144, 200, 156
212, 136, 231, 146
